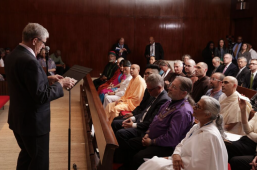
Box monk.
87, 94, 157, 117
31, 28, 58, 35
105, 64, 146, 123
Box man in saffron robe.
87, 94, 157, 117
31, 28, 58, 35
105, 64, 146, 123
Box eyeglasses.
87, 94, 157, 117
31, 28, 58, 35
210, 77, 221, 82
194, 103, 202, 110
37, 38, 46, 46
169, 84, 180, 90
147, 86, 158, 92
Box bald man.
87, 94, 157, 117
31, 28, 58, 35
144, 37, 164, 63
191, 62, 210, 102
105, 64, 146, 123
219, 76, 252, 135
184, 59, 198, 84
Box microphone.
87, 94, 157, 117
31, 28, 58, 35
45, 46, 50, 76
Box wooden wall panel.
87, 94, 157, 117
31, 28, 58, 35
0, 0, 232, 76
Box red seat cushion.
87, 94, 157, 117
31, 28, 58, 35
228, 163, 231, 170
120, 111, 131, 116
0, 96, 10, 108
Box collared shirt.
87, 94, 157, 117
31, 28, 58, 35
250, 49, 257, 59
19, 43, 36, 57
161, 68, 171, 78
223, 62, 232, 73
251, 70, 257, 78
150, 42, 155, 56
236, 66, 246, 78
205, 89, 223, 101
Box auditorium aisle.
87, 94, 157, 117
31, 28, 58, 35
0, 80, 87, 169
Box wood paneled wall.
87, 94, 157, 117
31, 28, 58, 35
0, 0, 231, 76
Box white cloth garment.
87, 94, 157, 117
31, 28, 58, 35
249, 49, 257, 60
103, 94, 121, 108
0, 58, 4, 67
138, 122, 228, 170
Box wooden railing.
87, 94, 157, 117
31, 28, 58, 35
80, 74, 118, 170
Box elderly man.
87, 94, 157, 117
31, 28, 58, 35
184, 59, 198, 84
205, 73, 224, 100
145, 37, 164, 63
112, 74, 170, 163
105, 64, 146, 122
93, 51, 119, 90
164, 60, 185, 91
112, 37, 131, 60
210, 57, 223, 75
191, 62, 210, 102
222, 53, 238, 77
103, 60, 132, 108
120, 76, 194, 170
5, 23, 75, 170
219, 76, 252, 135
236, 57, 250, 86
243, 59, 257, 90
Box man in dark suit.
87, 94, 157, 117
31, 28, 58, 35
5, 23, 75, 170
145, 37, 164, 63
243, 59, 257, 90
222, 53, 238, 77
111, 37, 130, 60
232, 36, 243, 65
208, 57, 223, 76
236, 57, 250, 86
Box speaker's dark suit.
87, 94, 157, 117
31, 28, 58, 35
144, 42, 164, 62
111, 43, 131, 60
243, 72, 257, 90
222, 63, 238, 77
236, 67, 250, 86
5, 45, 64, 170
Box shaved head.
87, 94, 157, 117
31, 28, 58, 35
222, 76, 238, 96
187, 59, 196, 66
130, 64, 140, 78
226, 76, 238, 86
198, 62, 208, 70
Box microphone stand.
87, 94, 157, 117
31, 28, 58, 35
45, 51, 49, 76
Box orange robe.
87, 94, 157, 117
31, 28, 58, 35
105, 75, 146, 123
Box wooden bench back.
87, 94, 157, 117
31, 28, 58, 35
237, 86, 257, 99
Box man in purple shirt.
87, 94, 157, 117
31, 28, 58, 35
118, 76, 194, 170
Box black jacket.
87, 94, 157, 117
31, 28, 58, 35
222, 63, 238, 77
145, 42, 164, 61
111, 43, 130, 60
236, 67, 250, 86
5, 45, 64, 136
134, 90, 170, 131
243, 72, 257, 91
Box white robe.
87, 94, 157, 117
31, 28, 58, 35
138, 122, 228, 170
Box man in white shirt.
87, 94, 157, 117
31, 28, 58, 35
243, 59, 257, 90
236, 57, 250, 86
249, 43, 257, 60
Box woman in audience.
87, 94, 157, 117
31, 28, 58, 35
149, 56, 156, 64
226, 98, 257, 170
99, 60, 128, 103
159, 60, 173, 79
37, 48, 56, 75
238, 43, 251, 65
97, 57, 124, 94
214, 39, 228, 63
202, 41, 215, 76
138, 96, 228, 170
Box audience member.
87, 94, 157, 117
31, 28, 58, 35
222, 53, 238, 77
97, 57, 124, 94
243, 59, 257, 90
249, 43, 257, 60
159, 60, 172, 79
205, 73, 224, 100
236, 57, 250, 86
164, 60, 185, 91
219, 76, 251, 135
138, 96, 228, 170
215, 39, 228, 63
233, 36, 243, 63
103, 61, 132, 108
93, 51, 119, 90
227, 98, 257, 170
182, 54, 191, 74
184, 59, 198, 84
99, 60, 127, 103
0, 49, 5, 67
149, 56, 156, 64
191, 62, 210, 102
112, 74, 170, 163
121, 76, 194, 170
105, 64, 146, 122
210, 57, 223, 75
145, 37, 164, 63
38, 48, 56, 75
238, 43, 251, 65
50, 50, 66, 75
111, 37, 130, 60
202, 41, 215, 76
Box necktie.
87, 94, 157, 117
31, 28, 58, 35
139, 97, 156, 122
222, 66, 227, 74
250, 73, 254, 89
234, 44, 239, 59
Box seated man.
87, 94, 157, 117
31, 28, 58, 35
236, 56, 250, 86
164, 60, 185, 91
191, 62, 210, 102
243, 59, 257, 90
205, 72, 224, 101
184, 59, 198, 84
93, 51, 119, 90
219, 76, 252, 135
111, 37, 130, 60
103, 61, 132, 108
117, 76, 194, 170
211, 56, 223, 75
50, 50, 66, 75
105, 64, 146, 123
222, 53, 238, 77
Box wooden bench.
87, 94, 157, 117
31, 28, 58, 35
80, 74, 119, 170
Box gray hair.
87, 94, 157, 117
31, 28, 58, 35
22, 23, 49, 42
237, 56, 247, 62
201, 95, 225, 139
213, 57, 221, 62
187, 59, 196, 66
224, 53, 233, 59
175, 76, 195, 106
174, 60, 183, 67
182, 54, 191, 61
146, 74, 164, 88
